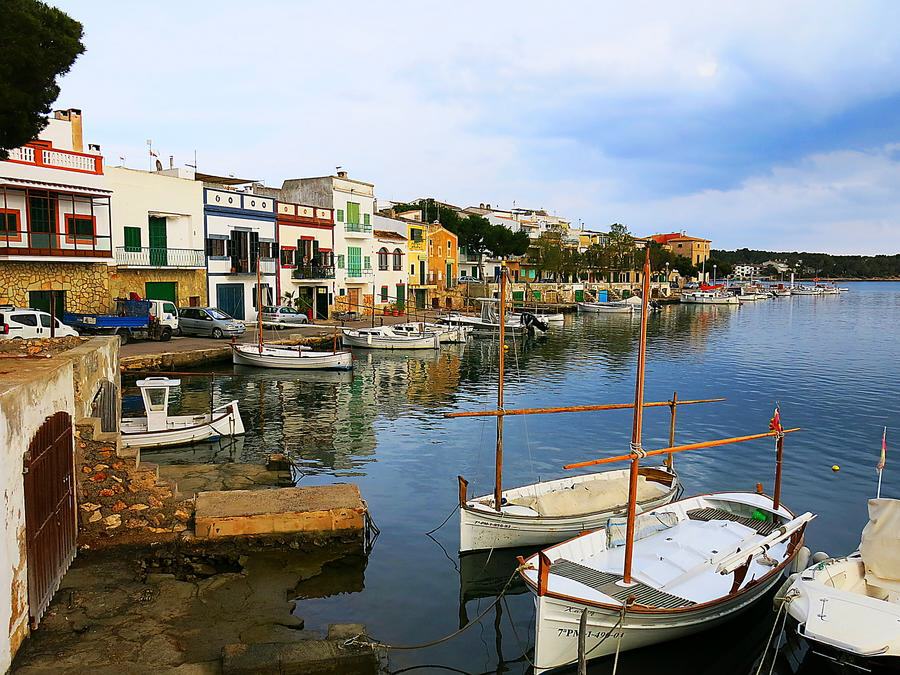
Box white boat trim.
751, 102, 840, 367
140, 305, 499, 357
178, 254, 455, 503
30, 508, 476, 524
231, 343, 353, 370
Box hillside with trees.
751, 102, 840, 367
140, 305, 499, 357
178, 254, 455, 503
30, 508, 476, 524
712, 249, 900, 278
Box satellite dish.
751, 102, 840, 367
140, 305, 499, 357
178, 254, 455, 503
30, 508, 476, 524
155, 159, 163, 171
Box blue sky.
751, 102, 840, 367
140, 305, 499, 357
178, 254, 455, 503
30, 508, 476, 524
48, 1, 900, 253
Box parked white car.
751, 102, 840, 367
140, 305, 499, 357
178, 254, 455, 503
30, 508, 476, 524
0, 306, 79, 339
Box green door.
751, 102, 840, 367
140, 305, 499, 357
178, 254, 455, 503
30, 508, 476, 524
29, 290, 66, 321
575, 289, 584, 302
145, 281, 177, 303
395, 284, 405, 309
347, 246, 362, 276
149, 216, 168, 266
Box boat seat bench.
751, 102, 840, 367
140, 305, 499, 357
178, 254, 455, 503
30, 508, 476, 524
549, 559, 696, 609
687, 507, 779, 535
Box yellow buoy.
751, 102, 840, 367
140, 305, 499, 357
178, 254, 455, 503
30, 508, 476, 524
503, 344, 509, 350
832, 465, 840, 472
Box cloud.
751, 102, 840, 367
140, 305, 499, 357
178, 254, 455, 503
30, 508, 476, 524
45, 0, 900, 253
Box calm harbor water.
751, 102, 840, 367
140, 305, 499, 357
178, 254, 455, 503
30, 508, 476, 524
125, 282, 900, 674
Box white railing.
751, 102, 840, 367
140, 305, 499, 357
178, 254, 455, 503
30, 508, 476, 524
260, 258, 277, 275
6, 144, 103, 174
8, 147, 35, 163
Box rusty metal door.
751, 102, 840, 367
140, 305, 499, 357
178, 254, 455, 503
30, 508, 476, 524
23, 411, 76, 628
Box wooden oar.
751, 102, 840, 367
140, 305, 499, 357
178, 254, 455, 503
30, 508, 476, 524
444, 397, 724, 418
563, 428, 801, 470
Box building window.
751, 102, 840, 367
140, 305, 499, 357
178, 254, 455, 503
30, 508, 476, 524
0, 210, 20, 237
280, 247, 296, 267
337, 254, 345, 269
252, 283, 273, 308
363, 213, 370, 226
380, 286, 388, 303
336, 209, 344, 222
410, 228, 423, 243
206, 238, 226, 257
447, 241, 452, 254
258, 241, 278, 259
65, 214, 95, 242
363, 255, 371, 270
393, 248, 402, 270
123, 226, 141, 252
378, 247, 389, 270
346, 202, 360, 225
410, 263, 415, 275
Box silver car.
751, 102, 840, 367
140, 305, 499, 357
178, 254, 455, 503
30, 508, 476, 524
260, 305, 310, 326
177, 307, 245, 338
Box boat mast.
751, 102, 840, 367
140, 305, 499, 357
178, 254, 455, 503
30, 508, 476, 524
256, 252, 264, 354
623, 246, 652, 585
494, 265, 507, 511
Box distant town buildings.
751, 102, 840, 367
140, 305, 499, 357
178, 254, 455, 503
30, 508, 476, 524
649, 232, 712, 267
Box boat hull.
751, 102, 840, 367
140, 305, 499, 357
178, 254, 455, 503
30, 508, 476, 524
121, 402, 245, 449
232, 345, 353, 370
532, 571, 785, 672
577, 302, 634, 313
459, 468, 679, 552
342, 331, 440, 349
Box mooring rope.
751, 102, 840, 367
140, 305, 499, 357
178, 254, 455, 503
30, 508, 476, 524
755, 589, 797, 675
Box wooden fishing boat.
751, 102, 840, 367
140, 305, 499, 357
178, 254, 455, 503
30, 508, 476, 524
784, 498, 900, 673
231, 255, 353, 370
231, 343, 352, 370
439, 299, 548, 335
121, 377, 245, 449
449, 266, 723, 553
681, 289, 740, 305
577, 301, 637, 313
390, 321, 473, 343
342, 326, 440, 350
517, 247, 811, 672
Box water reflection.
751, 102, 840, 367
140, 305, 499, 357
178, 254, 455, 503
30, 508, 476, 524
122, 284, 898, 674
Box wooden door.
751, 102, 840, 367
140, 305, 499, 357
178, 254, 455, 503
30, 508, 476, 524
24, 411, 76, 629
347, 288, 360, 314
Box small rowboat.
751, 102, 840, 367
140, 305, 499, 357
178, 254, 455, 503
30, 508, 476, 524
231, 343, 352, 370
390, 322, 473, 343
342, 327, 440, 350
121, 377, 245, 449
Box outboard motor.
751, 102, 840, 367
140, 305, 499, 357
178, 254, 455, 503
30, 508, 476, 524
520, 312, 549, 334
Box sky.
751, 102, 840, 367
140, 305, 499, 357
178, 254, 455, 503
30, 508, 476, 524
47, 0, 900, 254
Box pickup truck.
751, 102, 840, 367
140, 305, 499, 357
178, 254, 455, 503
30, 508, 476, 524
65, 299, 179, 345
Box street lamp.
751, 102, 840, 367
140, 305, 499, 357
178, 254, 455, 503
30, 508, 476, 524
713, 264, 717, 285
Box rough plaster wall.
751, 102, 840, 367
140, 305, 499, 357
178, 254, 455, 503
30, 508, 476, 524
64, 337, 120, 425
280, 178, 333, 209
0, 362, 74, 673
108, 269, 207, 308
0, 261, 111, 313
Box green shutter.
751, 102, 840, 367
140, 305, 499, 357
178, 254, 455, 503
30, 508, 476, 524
363, 213, 370, 226
380, 286, 388, 302
123, 226, 141, 252
336, 209, 344, 222
337, 254, 345, 269
347, 202, 360, 224
395, 284, 405, 309
363, 255, 371, 270
348, 246, 362, 276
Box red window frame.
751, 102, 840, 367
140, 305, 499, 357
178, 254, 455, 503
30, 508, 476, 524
0, 209, 22, 242
64, 213, 96, 244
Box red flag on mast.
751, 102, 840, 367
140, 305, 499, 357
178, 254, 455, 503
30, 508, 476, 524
877, 427, 887, 471
769, 405, 783, 435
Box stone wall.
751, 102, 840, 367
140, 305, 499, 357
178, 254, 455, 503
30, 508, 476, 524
0, 261, 111, 313
108, 268, 207, 307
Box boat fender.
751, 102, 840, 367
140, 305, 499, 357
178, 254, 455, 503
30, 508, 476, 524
774, 573, 800, 607
810, 551, 829, 565
790, 546, 811, 574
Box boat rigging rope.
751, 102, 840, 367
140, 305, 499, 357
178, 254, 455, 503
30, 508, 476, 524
509, 327, 538, 481
341, 565, 527, 652
754, 589, 798, 675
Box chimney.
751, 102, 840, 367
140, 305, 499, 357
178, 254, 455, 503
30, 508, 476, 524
337, 170, 348, 178
68, 109, 83, 152
169, 155, 174, 169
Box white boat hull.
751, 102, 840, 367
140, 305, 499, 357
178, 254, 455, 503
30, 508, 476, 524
342, 330, 440, 350
577, 302, 635, 313
459, 468, 679, 552
121, 401, 245, 449
232, 345, 353, 370
681, 294, 740, 305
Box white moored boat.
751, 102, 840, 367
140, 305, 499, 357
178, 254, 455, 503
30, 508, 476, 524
681, 289, 740, 305
439, 298, 548, 336
390, 321, 472, 343
784, 498, 900, 672
232, 343, 352, 370
459, 467, 679, 551
342, 326, 440, 350
121, 377, 245, 450
578, 300, 636, 313
519, 492, 812, 672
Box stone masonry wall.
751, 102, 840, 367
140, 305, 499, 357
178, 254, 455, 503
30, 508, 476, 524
108, 268, 208, 307
0, 261, 111, 313
75, 421, 192, 544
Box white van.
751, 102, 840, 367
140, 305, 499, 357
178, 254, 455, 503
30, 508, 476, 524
0, 307, 79, 339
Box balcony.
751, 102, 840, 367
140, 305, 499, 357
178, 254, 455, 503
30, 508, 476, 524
345, 267, 374, 280
115, 247, 205, 268
226, 257, 278, 275
7, 144, 104, 175
0, 228, 112, 258
292, 265, 335, 281
344, 222, 372, 235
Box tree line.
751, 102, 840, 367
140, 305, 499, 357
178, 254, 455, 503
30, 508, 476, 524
712, 248, 900, 278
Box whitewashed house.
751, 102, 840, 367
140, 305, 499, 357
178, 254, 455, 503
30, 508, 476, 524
202, 180, 277, 320
373, 219, 408, 312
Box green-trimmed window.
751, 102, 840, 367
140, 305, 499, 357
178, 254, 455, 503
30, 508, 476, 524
336, 209, 344, 222
123, 226, 141, 252
363, 255, 371, 270
336, 254, 345, 269
346, 202, 360, 225
380, 286, 388, 302
363, 213, 370, 226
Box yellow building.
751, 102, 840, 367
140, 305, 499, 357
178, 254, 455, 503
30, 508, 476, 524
406, 220, 431, 308
650, 233, 712, 266
426, 223, 457, 291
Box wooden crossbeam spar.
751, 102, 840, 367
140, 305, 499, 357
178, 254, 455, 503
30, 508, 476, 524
444, 397, 725, 419
563, 428, 801, 470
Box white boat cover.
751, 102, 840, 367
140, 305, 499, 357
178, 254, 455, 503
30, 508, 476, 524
860, 498, 900, 590
508, 475, 667, 517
